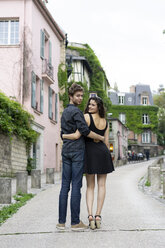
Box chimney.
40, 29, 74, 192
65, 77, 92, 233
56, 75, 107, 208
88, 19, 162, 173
42, 0, 48, 4
130, 85, 135, 93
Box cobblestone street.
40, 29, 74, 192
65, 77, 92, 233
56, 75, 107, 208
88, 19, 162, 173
0, 159, 165, 248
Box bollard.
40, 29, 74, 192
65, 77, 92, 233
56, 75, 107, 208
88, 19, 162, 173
16, 171, 28, 194
163, 172, 165, 198
158, 158, 164, 170
31, 169, 41, 188
0, 178, 12, 204
150, 167, 161, 192
148, 166, 152, 182
46, 168, 55, 184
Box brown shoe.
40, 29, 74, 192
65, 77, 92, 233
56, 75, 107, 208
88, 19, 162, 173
71, 220, 88, 231
56, 223, 65, 230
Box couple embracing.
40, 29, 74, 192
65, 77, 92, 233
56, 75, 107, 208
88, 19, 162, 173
56, 83, 114, 231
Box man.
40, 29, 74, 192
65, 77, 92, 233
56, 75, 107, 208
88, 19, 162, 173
56, 83, 104, 231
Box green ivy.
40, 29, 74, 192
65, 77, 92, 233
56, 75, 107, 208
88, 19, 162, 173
58, 63, 89, 111
0, 192, 34, 225
58, 44, 111, 112
0, 91, 38, 151
110, 105, 158, 134
68, 44, 111, 111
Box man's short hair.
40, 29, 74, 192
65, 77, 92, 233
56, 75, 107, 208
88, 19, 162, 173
68, 83, 83, 97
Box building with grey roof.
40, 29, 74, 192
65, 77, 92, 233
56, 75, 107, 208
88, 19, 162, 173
108, 84, 158, 157
108, 84, 153, 106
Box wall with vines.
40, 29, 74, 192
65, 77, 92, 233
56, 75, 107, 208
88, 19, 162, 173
110, 105, 159, 134
0, 92, 38, 152
58, 44, 111, 112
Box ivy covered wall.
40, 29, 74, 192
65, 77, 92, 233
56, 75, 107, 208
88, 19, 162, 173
58, 44, 111, 112
110, 105, 159, 134
0, 92, 38, 151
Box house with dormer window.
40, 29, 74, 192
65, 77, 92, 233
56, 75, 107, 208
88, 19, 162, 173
108, 84, 158, 156
0, 0, 65, 173
66, 43, 92, 90
66, 42, 110, 99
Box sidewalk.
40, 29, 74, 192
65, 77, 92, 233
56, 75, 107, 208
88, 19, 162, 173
0, 171, 61, 209
138, 156, 165, 204
0, 159, 165, 248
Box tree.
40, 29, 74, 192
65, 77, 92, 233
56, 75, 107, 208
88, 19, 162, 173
153, 91, 165, 146
113, 82, 119, 92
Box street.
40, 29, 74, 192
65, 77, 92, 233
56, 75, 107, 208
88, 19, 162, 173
0, 159, 165, 248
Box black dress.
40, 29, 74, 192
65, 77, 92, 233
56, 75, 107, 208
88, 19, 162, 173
84, 114, 114, 174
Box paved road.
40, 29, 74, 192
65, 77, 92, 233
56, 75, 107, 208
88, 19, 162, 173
0, 159, 165, 248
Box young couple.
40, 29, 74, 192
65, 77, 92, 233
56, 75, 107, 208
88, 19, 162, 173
56, 83, 114, 231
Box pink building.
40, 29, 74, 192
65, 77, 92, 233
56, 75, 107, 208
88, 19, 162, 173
108, 118, 128, 166
0, 0, 65, 173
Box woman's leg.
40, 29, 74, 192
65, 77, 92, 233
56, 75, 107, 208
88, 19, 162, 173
86, 174, 95, 216
96, 174, 107, 216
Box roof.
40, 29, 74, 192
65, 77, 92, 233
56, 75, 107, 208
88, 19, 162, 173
66, 49, 92, 73
135, 84, 153, 105
67, 44, 110, 86
34, 0, 65, 41
109, 84, 153, 106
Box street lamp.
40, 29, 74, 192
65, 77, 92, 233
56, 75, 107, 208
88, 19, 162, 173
117, 131, 120, 160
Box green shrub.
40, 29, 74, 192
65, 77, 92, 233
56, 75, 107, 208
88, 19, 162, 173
0, 192, 34, 225
0, 91, 38, 151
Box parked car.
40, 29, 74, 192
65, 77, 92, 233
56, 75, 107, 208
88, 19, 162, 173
137, 153, 145, 160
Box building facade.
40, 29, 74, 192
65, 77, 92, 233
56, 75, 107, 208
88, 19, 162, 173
108, 118, 128, 166
109, 84, 158, 157
66, 42, 110, 98
66, 43, 92, 90
0, 0, 65, 172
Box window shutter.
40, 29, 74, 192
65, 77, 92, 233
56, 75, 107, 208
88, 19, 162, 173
31, 71, 36, 108
40, 30, 45, 59
55, 93, 58, 122
49, 40, 52, 65
40, 79, 44, 113
48, 87, 52, 119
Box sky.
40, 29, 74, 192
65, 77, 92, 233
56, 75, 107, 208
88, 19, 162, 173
47, 0, 165, 93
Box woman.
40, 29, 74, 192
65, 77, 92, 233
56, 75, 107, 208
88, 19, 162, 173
63, 96, 114, 229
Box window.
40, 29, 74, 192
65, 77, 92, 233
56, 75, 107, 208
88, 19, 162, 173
89, 92, 97, 97
142, 114, 149, 124
118, 96, 124, 105
119, 113, 126, 124
142, 132, 151, 143
55, 93, 58, 122
40, 80, 44, 113
40, 29, 52, 63
128, 97, 132, 102
40, 29, 53, 81
109, 122, 112, 132
48, 87, 53, 119
31, 71, 44, 113
109, 122, 113, 138
142, 97, 148, 105
31, 72, 36, 108
48, 87, 58, 122
0, 20, 19, 45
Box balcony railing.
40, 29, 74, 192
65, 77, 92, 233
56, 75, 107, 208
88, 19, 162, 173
42, 59, 54, 83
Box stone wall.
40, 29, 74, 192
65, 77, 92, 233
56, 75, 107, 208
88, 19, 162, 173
0, 134, 27, 175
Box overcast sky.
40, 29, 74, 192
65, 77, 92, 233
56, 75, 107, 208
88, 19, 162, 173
47, 0, 165, 93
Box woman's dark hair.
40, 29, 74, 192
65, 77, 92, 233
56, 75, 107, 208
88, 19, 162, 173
84, 96, 105, 118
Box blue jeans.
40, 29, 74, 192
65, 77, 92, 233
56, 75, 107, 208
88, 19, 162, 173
58, 150, 84, 225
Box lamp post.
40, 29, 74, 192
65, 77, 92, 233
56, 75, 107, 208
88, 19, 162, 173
117, 130, 121, 160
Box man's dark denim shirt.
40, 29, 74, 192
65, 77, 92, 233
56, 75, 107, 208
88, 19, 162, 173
61, 104, 90, 153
